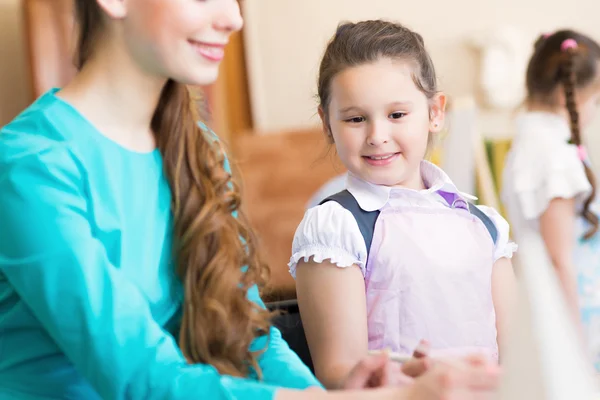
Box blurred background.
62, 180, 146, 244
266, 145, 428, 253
1, 0, 599, 300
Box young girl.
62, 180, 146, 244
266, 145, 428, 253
290, 20, 517, 389
502, 29, 600, 370
0, 1, 500, 400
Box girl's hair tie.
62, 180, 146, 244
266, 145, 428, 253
542, 32, 552, 39
577, 145, 588, 161
561, 38, 578, 52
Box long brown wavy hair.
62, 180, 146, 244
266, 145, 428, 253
526, 30, 600, 240
74, 1, 272, 377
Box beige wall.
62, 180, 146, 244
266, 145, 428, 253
242, 0, 600, 134
0, 0, 29, 127
3, 1, 600, 139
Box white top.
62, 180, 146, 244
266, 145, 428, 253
290, 161, 516, 278
306, 173, 347, 209
502, 112, 592, 235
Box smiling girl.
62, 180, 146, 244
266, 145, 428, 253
291, 19, 517, 389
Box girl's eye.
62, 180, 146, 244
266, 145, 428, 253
389, 112, 406, 119
346, 116, 366, 123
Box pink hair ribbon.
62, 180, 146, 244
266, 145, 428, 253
577, 145, 588, 161
561, 38, 578, 51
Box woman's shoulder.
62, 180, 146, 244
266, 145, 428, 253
0, 124, 76, 174
0, 91, 83, 164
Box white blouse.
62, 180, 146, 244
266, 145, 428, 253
290, 161, 517, 278
502, 112, 592, 234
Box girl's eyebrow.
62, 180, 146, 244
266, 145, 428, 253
338, 106, 362, 114
338, 101, 414, 114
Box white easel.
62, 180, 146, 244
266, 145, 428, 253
497, 229, 598, 399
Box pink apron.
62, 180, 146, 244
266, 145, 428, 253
365, 191, 499, 360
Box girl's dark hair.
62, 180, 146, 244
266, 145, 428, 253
74, 1, 272, 377
317, 19, 439, 146
527, 30, 600, 239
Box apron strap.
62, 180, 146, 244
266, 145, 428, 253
467, 203, 499, 245
321, 189, 499, 261
320, 190, 380, 258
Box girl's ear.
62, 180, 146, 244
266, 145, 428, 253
429, 92, 447, 133
318, 106, 334, 143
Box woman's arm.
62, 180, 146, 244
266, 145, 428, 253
295, 259, 370, 389
0, 147, 282, 400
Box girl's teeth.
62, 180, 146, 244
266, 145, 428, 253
370, 155, 393, 160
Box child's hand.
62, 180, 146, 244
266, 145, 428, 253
341, 352, 412, 389
342, 341, 431, 389
401, 340, 431, 378
405, 354, 500, 400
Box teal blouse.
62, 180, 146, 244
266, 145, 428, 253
0, 89, 320, 399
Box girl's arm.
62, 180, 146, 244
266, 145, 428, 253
295, 259, 370, 389
277, 387, 402, 400
474, 204, 518, 360
491, 257, 517, 358
538, 197, 581, 321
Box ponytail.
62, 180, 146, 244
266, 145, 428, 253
152, 81, 272, 377
561, 46, 599, 240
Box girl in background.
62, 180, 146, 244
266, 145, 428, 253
503, 29, 600, 370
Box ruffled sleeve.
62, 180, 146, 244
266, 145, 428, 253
289, 202, 367, 278
476, 205, 518, 261
504, 130, 591, 221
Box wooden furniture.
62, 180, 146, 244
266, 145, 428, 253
231, 128, 344, 300
22, 0, 76, 99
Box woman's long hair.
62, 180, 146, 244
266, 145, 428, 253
74, 1, 272, 377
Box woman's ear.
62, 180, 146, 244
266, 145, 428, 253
429, 92, 447, 133
96, 0, 128, 19
318, 106, 334, 143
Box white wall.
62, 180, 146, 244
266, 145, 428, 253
242, 0, 600, 136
